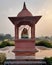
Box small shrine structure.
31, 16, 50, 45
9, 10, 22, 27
8, 2, 41, 57
4, 2, 46, 65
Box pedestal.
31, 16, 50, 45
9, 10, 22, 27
13, 39, 37, 56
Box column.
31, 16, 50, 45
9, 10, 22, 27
31, 24, 35, 39
15, 25, 19, 40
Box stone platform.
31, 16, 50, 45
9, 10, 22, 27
4, 56, 46, 65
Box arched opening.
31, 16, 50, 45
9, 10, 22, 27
19, 25, 31, 39
21, 28, 28, 39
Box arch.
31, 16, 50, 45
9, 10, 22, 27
19, 25, 31, 39
17, 21, 33, 27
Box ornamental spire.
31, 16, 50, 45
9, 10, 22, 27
23, 2, 27, 10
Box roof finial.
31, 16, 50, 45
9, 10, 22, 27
23, 2, 26, 10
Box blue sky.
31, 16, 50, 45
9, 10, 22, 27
0, 0, 52, 37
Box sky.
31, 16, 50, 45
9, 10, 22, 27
0, 0, 52, 37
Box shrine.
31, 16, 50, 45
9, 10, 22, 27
4, 2, 46, 65
8, 2, 41, 57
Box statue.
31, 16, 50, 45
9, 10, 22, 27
21, 28, 28, 39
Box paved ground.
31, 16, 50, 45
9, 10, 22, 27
0, 46, 52, 59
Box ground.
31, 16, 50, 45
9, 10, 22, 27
0, 46, 52, 59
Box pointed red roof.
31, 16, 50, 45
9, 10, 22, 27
8, 2, 42, 25
17, 2, 32, 17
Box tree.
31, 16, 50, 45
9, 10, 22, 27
4, 34, 12, 40
0, 34, 4, 41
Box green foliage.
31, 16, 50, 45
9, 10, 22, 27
0, 53, 6, 64
0, 34, 13, 41
44, 57, 52, 65
0, 40, 14, 48
4, 34, 12, 39
0, 34, 4, 41
36, 40, 52, 48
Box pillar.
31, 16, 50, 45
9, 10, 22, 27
15, 25, 19, 40
31, 24, 35, 39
